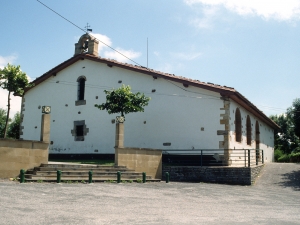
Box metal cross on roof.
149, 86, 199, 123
85, 23, 92, 33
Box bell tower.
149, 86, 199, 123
74, 33, 99, 56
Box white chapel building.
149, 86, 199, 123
20, 33, 278, 163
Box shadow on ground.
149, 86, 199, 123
277, 169, 300, 191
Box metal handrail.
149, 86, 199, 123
162, 149, 264, 167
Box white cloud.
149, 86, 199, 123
185, 0, 300, 21
104, 48, 141, 63
90, 33, 112, 53
155, 63, 174, 74
88, 33, 141, 63
153, 51, 160, 57
0, 54, 17, 69
0, 89, 22, 118
171, 52, 202, 60
0, 54, 22, 118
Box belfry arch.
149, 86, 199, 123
74, 33, 99, 56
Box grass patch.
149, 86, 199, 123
49, 159, 114, 166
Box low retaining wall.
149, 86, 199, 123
0, 139, 49, 178
115, 147, 162, 179
162, 165, 264, 185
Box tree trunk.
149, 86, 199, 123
3, 91, 11, 138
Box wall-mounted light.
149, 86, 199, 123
42, 106, 51, 114
116, 116, 125, 123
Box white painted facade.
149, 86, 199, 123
21, 59, 226, 154
20, 35, 277, 163
228, 101, 275, 163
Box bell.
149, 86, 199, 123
83, 40, 89, 50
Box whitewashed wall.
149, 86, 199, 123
228, 101, 274, 163
21, 59, 225, 154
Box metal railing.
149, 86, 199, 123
162, 149, 264, 167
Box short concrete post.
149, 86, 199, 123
89, 170, 93, 183
57, 170, 61, 183
165, 172, 170, 183
117, 171, 121, 183
40, 114, 51, 142
20, 169, 25, 183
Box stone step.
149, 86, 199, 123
30, 171, 145, 176
25, 175, 153, 180
40, 163, 126, 169
33, 167, 134, 172
24, 177, 161, 182
24, 162, 160, 183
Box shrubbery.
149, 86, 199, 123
274, 148, 300, 163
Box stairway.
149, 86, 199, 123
25, 163, 161, 182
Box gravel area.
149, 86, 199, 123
0, 163, 299, 225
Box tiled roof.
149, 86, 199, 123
28, 54, 279, 129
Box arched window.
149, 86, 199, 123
246, 115, 251, 145
235, 108, 242, 142
78, 78, 85, 100
76, 76, 86, 106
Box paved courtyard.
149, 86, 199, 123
0, 163, 299, 225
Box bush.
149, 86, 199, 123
277, 154, 290, 162
274, 149, 284, 162
290, 152, 300, 162
292, 147, 300, 153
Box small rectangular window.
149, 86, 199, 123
72, 120, 88, 141
76, 125, 84, 137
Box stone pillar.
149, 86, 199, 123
115, 122, 124, 148
88, 39, 99, 56
40, 114, 51, 142
219, 96, 231, 166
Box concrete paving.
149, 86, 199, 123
0, 163, 299, 225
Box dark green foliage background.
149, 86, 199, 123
270, 98, 300, 162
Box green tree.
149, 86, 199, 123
95, 84, 150, 118
288, 98, 300, 139
269, 114, 298, 154
0, 108, 9, 138
0, 64, 31, 138
7, 112, 21, 139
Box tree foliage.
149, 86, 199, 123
0, 108, 19, 139
95, 85, 150, 118
0, 108, 8, 138
288, 98, 300, 139
270, 98, 300, 155
270, 114, 298, 154
7, 112, 21, 139
0, 63, 31, 138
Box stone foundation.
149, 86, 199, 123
162, 164, 264, 185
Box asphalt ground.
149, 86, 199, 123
0, 163, 299, 225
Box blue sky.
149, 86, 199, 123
1, 0, 299, 117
